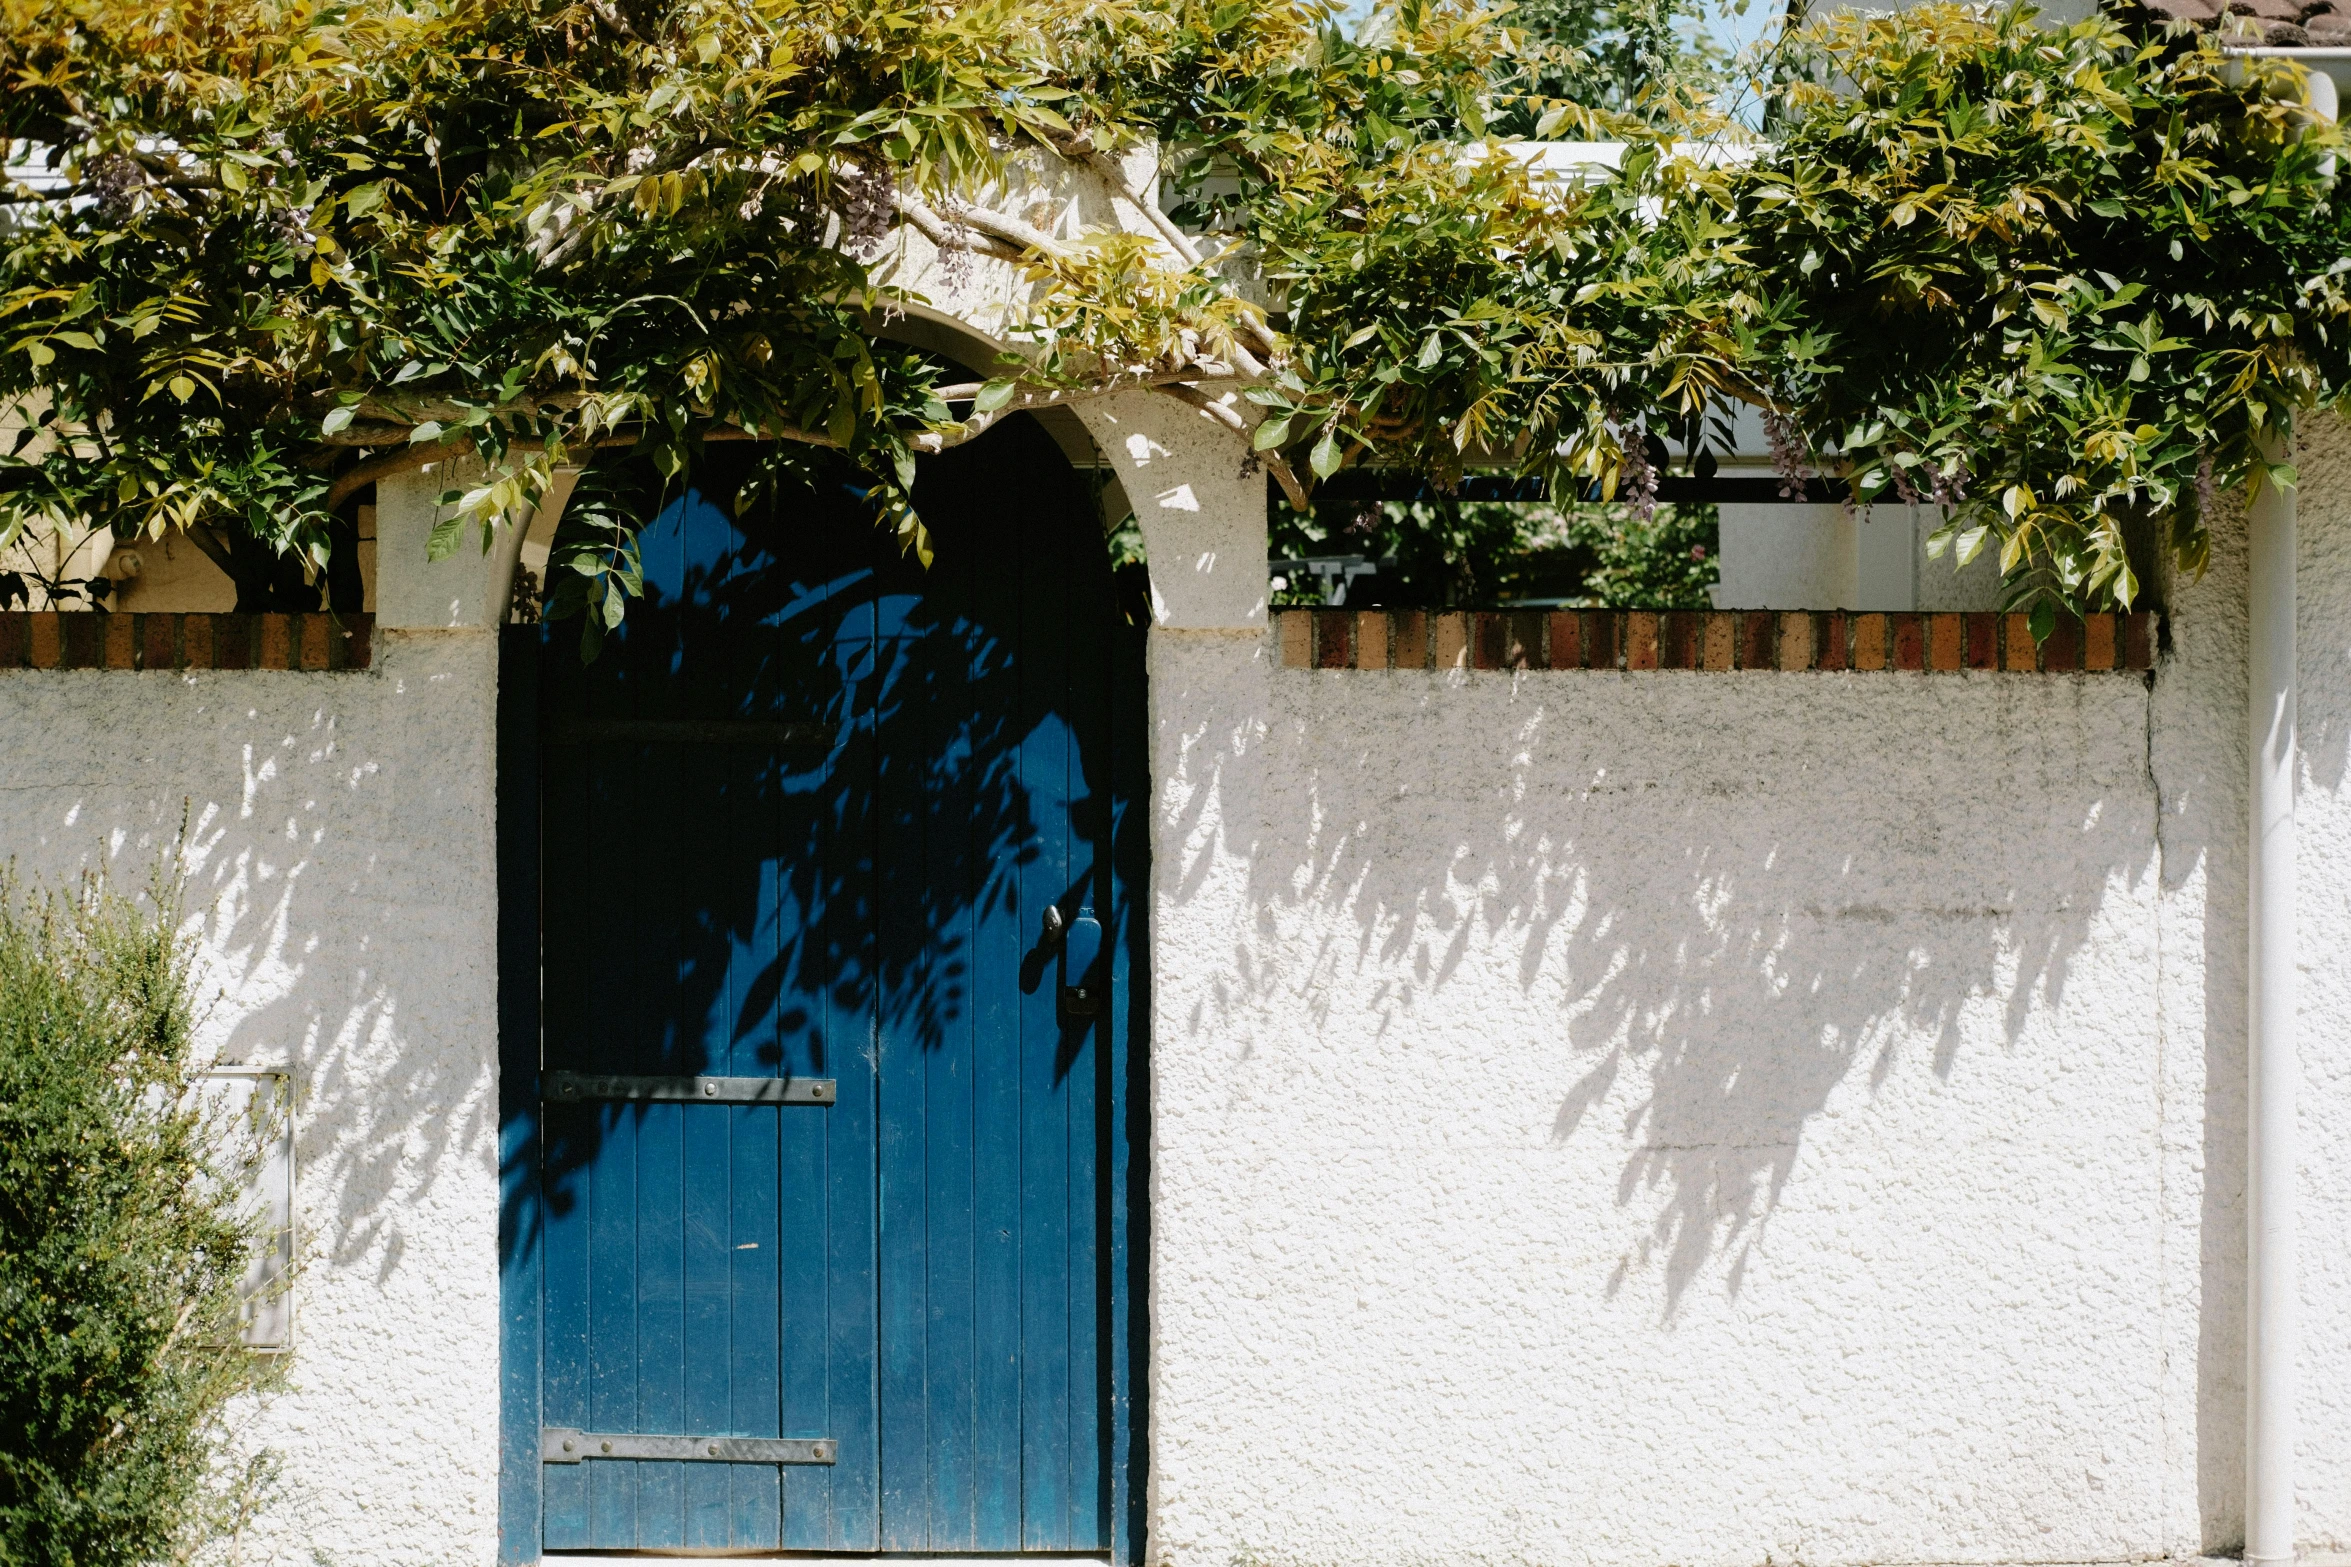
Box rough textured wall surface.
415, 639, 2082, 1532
2291, 412, 2351, 1547
1139, 414, 2350, 1566
0, 633, 500, 1567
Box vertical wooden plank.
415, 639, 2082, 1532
876, 611, 931, 1549
586, 1104, 641, 1545
679, 1106, 736, 1549
1107, 533, 1151, 1567
498, 629, 546, 1566
1018, 497, 1075, 1553
633, 1103, 688, 1548
833, 566, 882, 1554
1061, 512, 1110, 1555
969, 499, 1027, 1553
786, 511, 880, 1553
924, 531, 981, 1550
540, 1097, 594, 1549
721, 577, 783, 1551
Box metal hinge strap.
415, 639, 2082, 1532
542, 1428, 836, 1465
545, 1072, 835, 1105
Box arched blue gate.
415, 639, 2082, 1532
497, 415, 1146, 1562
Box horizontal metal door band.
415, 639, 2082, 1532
542, 1428, 836, 1465
545, 717, 834, 748
544, 1072, 836, 1105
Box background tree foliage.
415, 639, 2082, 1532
1271, 494, 1718, 606
0, 0, 2344, 638
0, 874, 275, 1567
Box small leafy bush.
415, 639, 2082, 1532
0, 875, 274, 1567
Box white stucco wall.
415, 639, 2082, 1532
0, 480, 505, 1566
1138, 419, 2351, 1566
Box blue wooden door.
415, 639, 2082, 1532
513, 415, 1143, 1557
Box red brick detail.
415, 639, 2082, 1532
1703, 612, 1735, 671
1393, 611, 1427, 670
1509, 612, 1542, 669
1626, 612, 1660, 671
1267, 609, 2150, 677
1547, 612, 1580, 670
1853, 613, 1887, 671
2083, 615, 2117, 672
61, 613, 103, 669
1433, 613, 1471, 669
1928, 613, 1962, 672
1658, 611, 1697, 670
2043, 616, 2081, 672
183, 615, 214, 670
1585, 612, 1620, 670
1963, 614, 1998, 671
1279, 610, 1311, 668
1892, 613, 1925, 671
2003, 613, 2035, 671
1777, 613, 1812, 671
0, 613, 377, 673
2122, 613, 2155, 672
300, 615, 331, 672
215, 615, 251, 669
1816, 611, 1847, 672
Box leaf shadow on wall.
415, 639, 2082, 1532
1174, 670, 2165, 1319
505, 413, 1141, 1263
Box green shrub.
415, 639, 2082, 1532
0, 875, 274, 1567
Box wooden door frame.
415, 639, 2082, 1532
496, 598, 1150, 1565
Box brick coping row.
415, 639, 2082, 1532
1278, 608, 2156, 674
0, 612, 375, 672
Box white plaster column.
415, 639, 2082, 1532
1073, 393, 1267, 630
373, 461, 523, 630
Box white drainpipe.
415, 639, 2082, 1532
2224, 59, 2326, 1567
2247, 446, 2298, 1567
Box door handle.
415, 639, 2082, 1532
1058, 908, 1102, 1019
1036, 902, 1101, 1017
